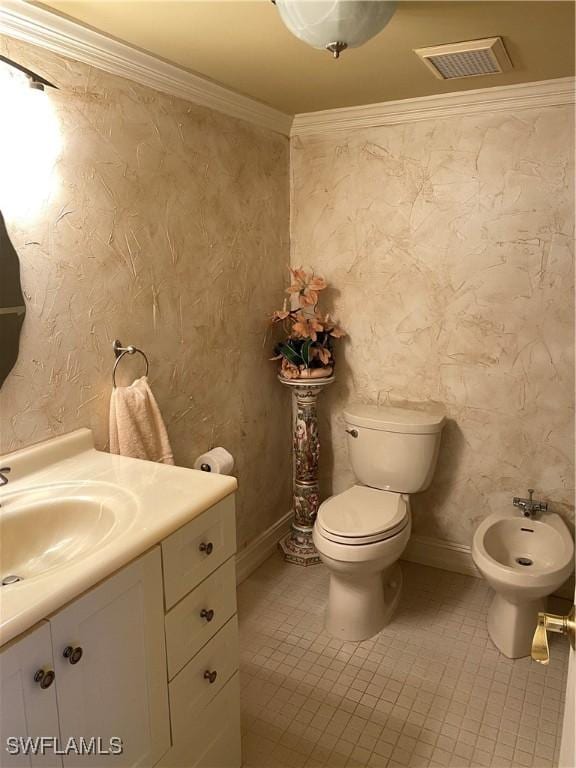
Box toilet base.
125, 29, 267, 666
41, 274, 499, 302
487, 592, 545, 658
325, 564, 403, 642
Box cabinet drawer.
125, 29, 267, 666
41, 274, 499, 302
162, 495, 236, 609
165, 557, 237, 680
169, 617, 239, 747
155, 673, 241, 768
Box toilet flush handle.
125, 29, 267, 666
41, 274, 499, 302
345, 429, 358, 438
531, 606, 575, 664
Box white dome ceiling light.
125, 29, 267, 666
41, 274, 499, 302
274, 0, 397, 59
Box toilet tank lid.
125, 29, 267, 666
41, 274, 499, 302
343, 403, 446, 434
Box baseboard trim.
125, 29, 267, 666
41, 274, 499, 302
402, 534, 574, 599
236, 524, 574, 598
236, 510, 292, 585
402, 535, 481, 578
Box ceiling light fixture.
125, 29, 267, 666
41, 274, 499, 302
0, 55, 57, 91
273, 0, 397, 59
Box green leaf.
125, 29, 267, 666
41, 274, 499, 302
278, 343, 304, 366
301, 338, 313, 366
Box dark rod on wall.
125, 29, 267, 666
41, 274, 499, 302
0, 55, 58, 91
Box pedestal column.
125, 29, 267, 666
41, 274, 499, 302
278, 375, 334, 566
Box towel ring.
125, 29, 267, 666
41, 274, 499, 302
112, 339, 149, 388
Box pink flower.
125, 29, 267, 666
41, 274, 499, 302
292, 313, 324, 341
312, 346, 332, 365
322, 313, 346, 338
286, 267, 327, 307
281, 359, 302, 379
270, 298, 292, 324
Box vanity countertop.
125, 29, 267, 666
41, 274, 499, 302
0, 429, 237, 646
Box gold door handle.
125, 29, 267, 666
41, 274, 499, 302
531, 606, 575, 665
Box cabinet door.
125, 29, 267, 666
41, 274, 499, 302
49, 548, 170, 768
0, 622, 62, 768
155, 673, 241, 768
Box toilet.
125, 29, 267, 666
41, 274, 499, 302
313, 403, 446, 641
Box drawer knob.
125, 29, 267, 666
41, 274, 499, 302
203, 669, 217, 684
34, 669, 55, 689
199, 541, 213, 555
63, 646, 83, 665
200, 608, 215, 622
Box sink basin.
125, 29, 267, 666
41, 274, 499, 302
0, 482, 136, 582
0, 427, 237, 646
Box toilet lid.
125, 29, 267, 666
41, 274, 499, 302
317, 485, 408, 543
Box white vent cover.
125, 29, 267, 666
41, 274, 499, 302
414, 37, 512, 80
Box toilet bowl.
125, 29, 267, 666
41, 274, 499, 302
313, 486, 411, 640
472, 508, 574, 658
313, 402, 446, 642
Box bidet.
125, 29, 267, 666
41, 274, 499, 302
472, 502, 574, 658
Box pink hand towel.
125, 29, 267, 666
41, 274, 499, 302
109, 376, 174, 464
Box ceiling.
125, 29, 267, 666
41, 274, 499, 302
35, 1, 575, 114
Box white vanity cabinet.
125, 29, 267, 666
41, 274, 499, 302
0, 493, 241, 768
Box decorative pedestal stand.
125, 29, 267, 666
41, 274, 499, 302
278, 375, 335, 566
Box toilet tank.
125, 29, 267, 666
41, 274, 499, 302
343, 403, 446, 493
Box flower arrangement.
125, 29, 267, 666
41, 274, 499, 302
270, 267, 345, 380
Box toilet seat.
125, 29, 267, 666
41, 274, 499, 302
317, 485, 409, 545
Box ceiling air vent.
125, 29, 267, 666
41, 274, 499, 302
414, 37, 512, 80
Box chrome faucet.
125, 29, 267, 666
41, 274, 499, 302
0, 467, 10, 507
513, 488, 548, 518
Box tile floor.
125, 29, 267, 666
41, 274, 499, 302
238, 555, 569, 768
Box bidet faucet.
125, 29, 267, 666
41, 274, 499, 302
513, 488, 548, 518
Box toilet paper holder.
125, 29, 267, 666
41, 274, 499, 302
194, 447, 234, 475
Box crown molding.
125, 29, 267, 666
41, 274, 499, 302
0, 0, 293, 136
291, 76, 576, 137
2, 2, 572, 142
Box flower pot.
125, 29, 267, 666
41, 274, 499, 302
279, 365, 333, 381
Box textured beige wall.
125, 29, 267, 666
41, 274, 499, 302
0, 36, 292, 551
291, 107, 575, 545
2, 34, 573, 553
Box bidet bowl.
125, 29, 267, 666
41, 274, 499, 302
472, 511, 574, 603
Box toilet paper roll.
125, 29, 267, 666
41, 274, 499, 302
193, 447, 234, 475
